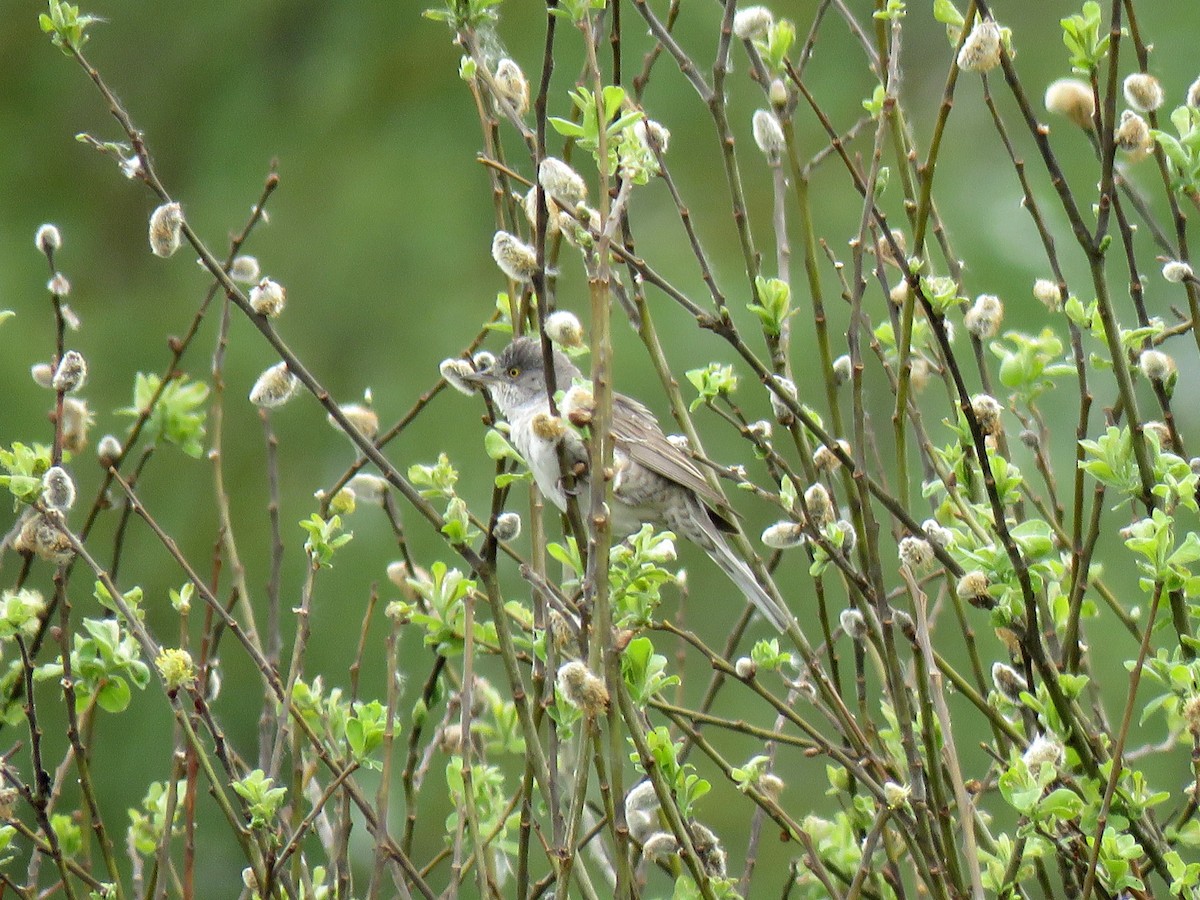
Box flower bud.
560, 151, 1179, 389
957, 18, 1002, 73
35, 224, 62, 255
991, 662, 1027, 701
548, 609, 579, 657
891, 608, 916, 643
768, 78, 788, 108
545, 309, 584, 348
249, 278, 287, 318
1163, 260, 1194, 284
493, 58, 530, 117
31, 363, 54, 389
956, 570, 990, 604
732, 5, 773, 40
1044, 78, 1095, 129
813, 440, 850, 473
52, 350, 87, 393
48, 273, 70, 297
898, 535, 933, 570
439, 358, 478, 396
758, 772, 785, 801
1115, 110, 1151, 156
60, 399, 93, 455
155, 648, 196, 692
834, 519, 857, 554
329, 487, 356, 516
734, 656, 756, 679
1123, 72, 1164, 112
883, 781, 911, 809
15, 512, 74, 565
761, 521, 805, 549
562, 384, 594, 427
832, 354, 853, 385
1144, 420, 1172, 447
249, 362, 301, 408
386, 561, 430, 601
148, 201, 185, 258
1022, 734, 1064, 770
839, 607, 867, 641
229, 255, 261, 284
641, 832, 679, 862
1139, 349, 1176, 383
690, 823, 727, 878
769, 375, 797, 424
964, 294, 1003, 339
492, 511, 522, 542
747, 419, 772, 442
538, 157, 587, 208
42, 466, 76, 511
1183, 695, 1200, 735
1032, 278, 1062, 311
804, 483, 834, 528
97, 434, 122, 468
556, 660, 609, 716
491, 230, 538, 282
971, 393, 1003, 434
329, 403, 379, 440
521, 187, 561, 235
347, 474, 388, 504
634, 118, 671, 153
752, 109, 786, 163
1189, 75, 1200, 110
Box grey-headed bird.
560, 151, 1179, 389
463, 337, 794, 631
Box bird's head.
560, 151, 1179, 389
464, 337, 580, 416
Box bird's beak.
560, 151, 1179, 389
458, 368, 495, 387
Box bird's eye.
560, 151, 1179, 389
507, 366, 521, 378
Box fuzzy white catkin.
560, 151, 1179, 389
733, 6, 773, 39
1163, 260, 1194, 284
1123, 72, 1164, 112
491, 231, 538, 281
538, 157, 587, 208
544, 310, 584, 348
249, 278, 287, 318
330, 404, 379, 439
1032, 278, 1062, 311
249, 362, 300, 408
1044, 78, 1095, 129
52, 351, 87, 393
957, 18, 1001, 72
761, 521, 805, 549
97, 434, 122, 466
148, 202, 185, 258
752, 109, 786, 162
42, 466, 76, 511
492, 511, 522, 542
493, 58, 530, 117
439, 358, 477, 396
229, 255, 261, 284
35, 224, 62, 255
31, 363, 53, 389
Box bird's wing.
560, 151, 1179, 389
611, 393, 738, 531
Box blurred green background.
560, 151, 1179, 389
2, 1, 1198, 894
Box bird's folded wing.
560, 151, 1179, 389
611, 393, 738, 529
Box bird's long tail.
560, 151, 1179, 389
701, 524, 795, 633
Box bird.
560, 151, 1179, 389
462, 336, 794, 632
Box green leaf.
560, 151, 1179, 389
96, 677, 131, 713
